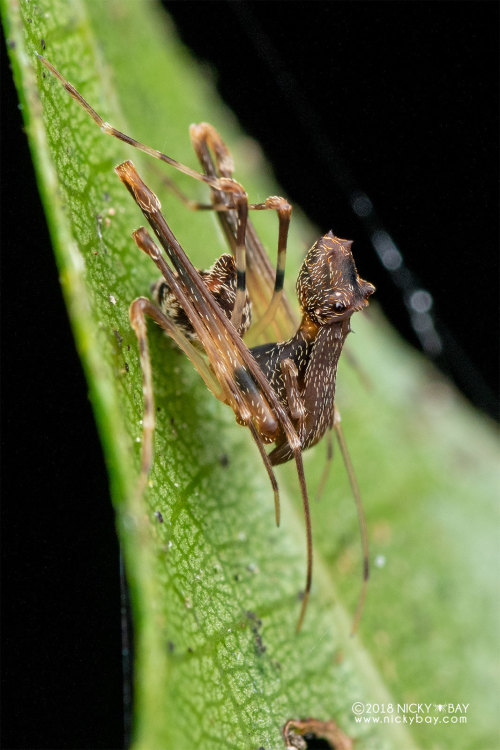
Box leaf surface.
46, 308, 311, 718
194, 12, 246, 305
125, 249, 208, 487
3, 1, 498, 748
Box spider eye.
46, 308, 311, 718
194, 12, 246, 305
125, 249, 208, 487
332, 301, 345, 313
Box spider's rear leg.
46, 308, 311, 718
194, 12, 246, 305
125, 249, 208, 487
274, 358, 313, 632
129, 291, 224, 488
332, 408, 369, 634
314, 428, 334, 502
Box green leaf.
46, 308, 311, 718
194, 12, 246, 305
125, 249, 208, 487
3, 0, 498, 748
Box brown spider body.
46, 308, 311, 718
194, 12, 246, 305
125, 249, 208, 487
251, 232, 374, 464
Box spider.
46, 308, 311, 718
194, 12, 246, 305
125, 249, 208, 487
37, 55, 375, 631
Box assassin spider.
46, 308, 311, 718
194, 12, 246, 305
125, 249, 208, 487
38, 55, 375, 631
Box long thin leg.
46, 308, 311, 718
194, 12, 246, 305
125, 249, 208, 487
332, 407, 369, 635
279, 358, 312, 632
128, 297, 155, 486
145, 161, 230, 212
245, 196, 291, 338
229, 191, 249, 331
248, 422, 281, 528
315, 428, 334, 502
129, 294, 224, 487
37, 55, 232, 193
293, 446, 313, 633
189, 122, 234, 180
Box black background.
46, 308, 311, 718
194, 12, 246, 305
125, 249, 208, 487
164, 2, 499, 416
1, 3, 498, 748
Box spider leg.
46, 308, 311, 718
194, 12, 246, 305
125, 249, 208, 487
332, 407, 369, 635
293, 446, 313, 633
280, 359, 306, 429
247, 422, 281, 528
280, 358, 313, 632
189, 122, 234, 180
130, 216, 281, 447
245, 195, 291, 339
37, 55, 232, 192
129, 294, 224, 487
143, 162, 232, 212
315, 428, 334, 502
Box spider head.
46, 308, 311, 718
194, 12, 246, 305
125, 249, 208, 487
296, 231, 375, 326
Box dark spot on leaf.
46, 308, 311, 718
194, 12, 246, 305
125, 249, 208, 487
245, 610, 266, 654
282, 718, 352, 750
252, 628, 266, 654
303, 738, 332, 750
40, 38, 45, 50
167, 641, 175, 652
154, 510, 163, 523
